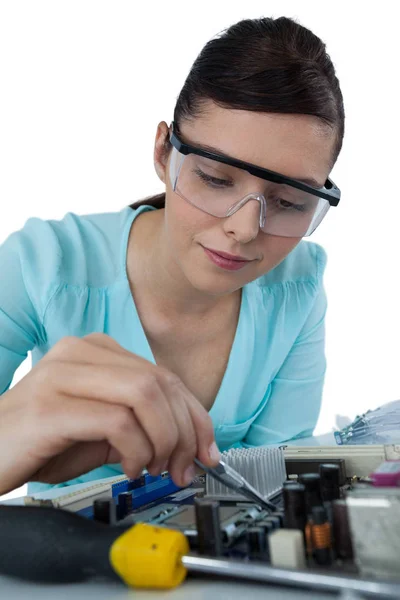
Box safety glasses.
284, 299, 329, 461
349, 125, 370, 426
168, 121, 340, 237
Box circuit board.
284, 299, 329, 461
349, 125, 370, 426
17, 445, 400, 597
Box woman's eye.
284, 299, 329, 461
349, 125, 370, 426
276, 198, 307, 212
195, 168, 233, 188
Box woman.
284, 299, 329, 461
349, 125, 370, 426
0, 16, 344, 497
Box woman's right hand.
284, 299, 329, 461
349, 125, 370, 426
0, 333, 220, 496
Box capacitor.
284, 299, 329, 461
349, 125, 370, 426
332, 499, 354, 560
319, 464, 341, 502
118, 491, 133, 519
246, 526, 267, 554
93, 498, 117, 525
194, 498, 222, 556
283, 482, 307, 532
298, 473, 322, 515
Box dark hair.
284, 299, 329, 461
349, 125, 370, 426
131, 15, 345, 211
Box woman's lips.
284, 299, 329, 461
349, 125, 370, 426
202, 246, 253, 271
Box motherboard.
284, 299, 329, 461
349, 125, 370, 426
9, 444, 400, 597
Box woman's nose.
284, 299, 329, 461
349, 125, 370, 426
222, 198, 261, 243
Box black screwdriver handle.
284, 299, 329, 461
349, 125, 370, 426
0, 505, 124, 583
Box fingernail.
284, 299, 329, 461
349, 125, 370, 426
209, 441, 221, 463
183, 465, 196, 486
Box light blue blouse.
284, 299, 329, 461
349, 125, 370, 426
0, 205, 327, 493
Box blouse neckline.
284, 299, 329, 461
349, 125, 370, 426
118, 204, 248, 426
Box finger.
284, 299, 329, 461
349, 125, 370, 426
65, 336, 189, 473
188, 401, 220, 465
157, 373, 221, 467
118, 370, 181, 470
28, 395, 153, 482
77, 336, 219, 469
84, 336, 219, 478
40, 335, 220, 477
42, 334, 149, 368
152, 381, 198, 487
32, 441, 117, 484
83, 338, 204, 482
35, 361, 180, 471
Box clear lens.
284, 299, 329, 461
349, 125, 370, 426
169, 148, 330, 237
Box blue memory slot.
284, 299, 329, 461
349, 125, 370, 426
76, 473, 182, 519
110, 472, 166, 496
130, 477, 181, 509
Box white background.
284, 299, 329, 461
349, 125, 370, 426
1, 1, 399, 500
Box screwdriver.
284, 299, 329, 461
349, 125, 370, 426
0, 504, 187, 588
0, 505, 399, 597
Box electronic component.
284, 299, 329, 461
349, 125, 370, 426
263, 515, 281, 530
194, 498, 222, 556
195, 457, 277, 511
205, 446, 286, 501
246, 526, 268, 555
286, 458, 346, 486
256, 519, 275, 537
346, 485, 400, 580
370, 460, 400, 487
120, 502, 264, 547
117, 491, 133, 519
273, 510, 285, 526
332, 499, 353, 560
319, 463, 341, 502
93, 498, 117, 525
298, 473, 322, 516
269, 529, 306, 569
282, 481, 307, 532
305, 505, 332, 566
4, 471, 182, 518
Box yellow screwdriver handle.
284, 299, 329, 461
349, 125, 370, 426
110, 522, 190, 589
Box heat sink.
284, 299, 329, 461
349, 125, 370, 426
205, 447, 286, 500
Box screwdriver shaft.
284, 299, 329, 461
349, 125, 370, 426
181, 554, 400, 598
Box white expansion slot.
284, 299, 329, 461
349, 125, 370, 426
283, 444, 400, 477
2, 474, 129, 512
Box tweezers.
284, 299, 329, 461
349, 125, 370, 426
193, 457, 277, 512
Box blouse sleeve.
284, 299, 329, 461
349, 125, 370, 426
244, 280, 328, 446
0, 219, 61, 394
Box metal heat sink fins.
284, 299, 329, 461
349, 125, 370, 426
205, 447, 286, 500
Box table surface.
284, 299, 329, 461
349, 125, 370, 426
0, 573, 356, 600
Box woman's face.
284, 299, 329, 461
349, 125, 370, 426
154, 102, 336, 297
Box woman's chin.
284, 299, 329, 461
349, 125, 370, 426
183, 268, 246, 297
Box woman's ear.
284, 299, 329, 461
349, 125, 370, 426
153, 121, 171, 183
